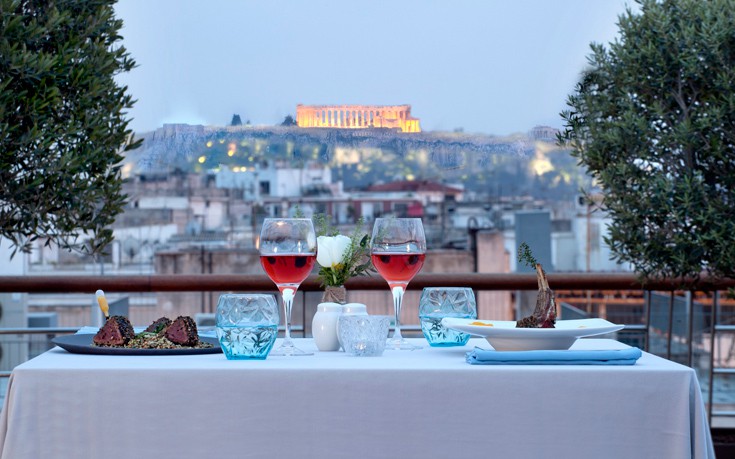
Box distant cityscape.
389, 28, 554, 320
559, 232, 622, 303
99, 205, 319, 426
0, 114, 630, 371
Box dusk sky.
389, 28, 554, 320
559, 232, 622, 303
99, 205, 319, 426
114, 0, 633, 136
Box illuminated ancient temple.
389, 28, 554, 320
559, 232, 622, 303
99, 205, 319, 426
296, 104, 421, 133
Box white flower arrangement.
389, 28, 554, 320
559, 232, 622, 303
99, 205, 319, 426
314, 216, 373, 287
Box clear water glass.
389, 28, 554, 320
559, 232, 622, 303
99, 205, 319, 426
337, 315, 390, 356
419, 287, 477, 347
216, 293, 280, 360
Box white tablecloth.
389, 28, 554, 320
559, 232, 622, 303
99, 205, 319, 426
0, 338, 714, 459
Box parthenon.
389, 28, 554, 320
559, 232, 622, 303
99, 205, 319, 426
296, 104, 421, 133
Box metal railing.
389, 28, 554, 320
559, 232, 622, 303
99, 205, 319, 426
4, 272, 728, 293
1, 272, 734, 425
0, 327, 79, 378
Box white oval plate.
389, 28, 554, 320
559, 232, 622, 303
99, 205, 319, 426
441, 318, 625, 351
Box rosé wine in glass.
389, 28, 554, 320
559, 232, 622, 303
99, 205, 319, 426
370, 253, 425, 289
370, 218, 426, 350
260, 254, 316, 291
259, 218, 317, 356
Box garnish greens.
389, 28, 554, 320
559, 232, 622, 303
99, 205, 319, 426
517, 242, 539, 268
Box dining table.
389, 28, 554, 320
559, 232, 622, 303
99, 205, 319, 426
0, 337, 714, 459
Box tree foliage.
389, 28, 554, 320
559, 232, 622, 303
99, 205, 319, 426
560, 0, 735, 282
0, 0, 140, 257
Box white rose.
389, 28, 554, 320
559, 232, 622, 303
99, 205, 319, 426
316, 235, 351, 269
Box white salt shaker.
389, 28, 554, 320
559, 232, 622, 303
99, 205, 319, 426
312, 302, 343, 351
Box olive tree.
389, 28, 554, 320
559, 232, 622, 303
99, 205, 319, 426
0, 0, 139, 257
560, 0, 735, 282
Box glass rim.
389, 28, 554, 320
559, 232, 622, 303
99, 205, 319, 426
261, 217, 314, 222
373, 217, 423, 222
218, 293, 277, 300
339, 314, 391, 322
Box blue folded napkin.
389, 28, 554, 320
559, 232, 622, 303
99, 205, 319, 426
466, 347, 642, 365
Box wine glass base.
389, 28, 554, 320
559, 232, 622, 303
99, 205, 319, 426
385, 337, 422, 351
270, 343, 313, 356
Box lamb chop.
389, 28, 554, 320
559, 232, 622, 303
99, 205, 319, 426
516, 263, 557, 328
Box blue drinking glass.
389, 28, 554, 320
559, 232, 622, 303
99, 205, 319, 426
419, 287, 477, 347
216, 293, 280, 360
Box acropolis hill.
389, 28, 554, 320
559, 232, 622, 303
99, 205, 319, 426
132, 122, 550, 170
127, 122, 573, 198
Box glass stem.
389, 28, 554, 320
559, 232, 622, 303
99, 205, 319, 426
392, 286, 404, 340
282, 288, 295, 345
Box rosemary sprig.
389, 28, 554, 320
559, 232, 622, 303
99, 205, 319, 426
517, 242, 539, 268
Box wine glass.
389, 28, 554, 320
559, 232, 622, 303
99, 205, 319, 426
259, 218, 317, 356
370, 218, 426, 350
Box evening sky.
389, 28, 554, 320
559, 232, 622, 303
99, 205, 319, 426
114, 0, 633, 136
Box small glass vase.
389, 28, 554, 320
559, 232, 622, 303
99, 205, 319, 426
322, 285, 347, 304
